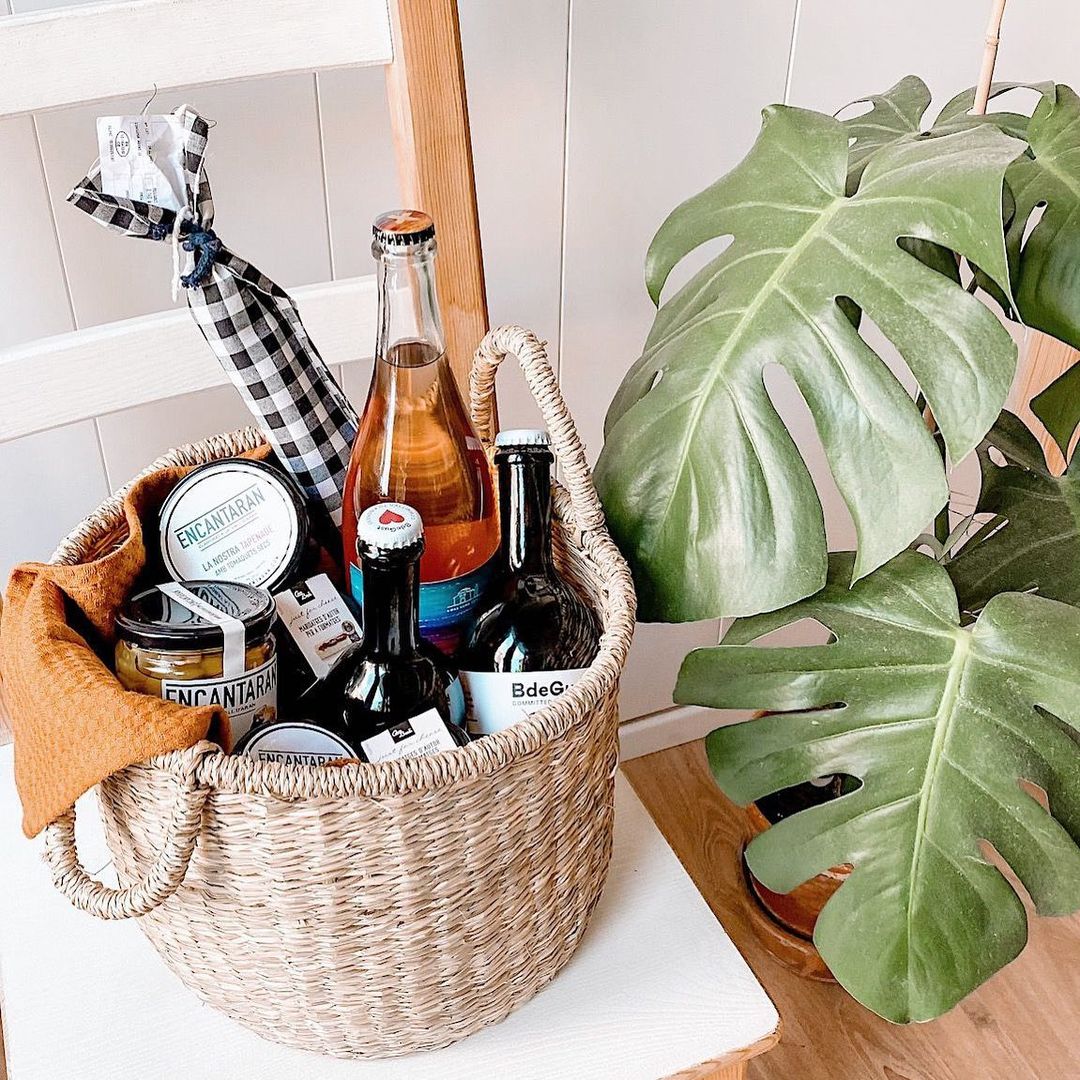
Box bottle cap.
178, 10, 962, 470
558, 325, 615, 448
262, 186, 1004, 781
494, 428, 552, 448
358, 503, 424, 555
372, 210, 436, 247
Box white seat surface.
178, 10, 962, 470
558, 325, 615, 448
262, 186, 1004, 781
0, 747, 777, 1079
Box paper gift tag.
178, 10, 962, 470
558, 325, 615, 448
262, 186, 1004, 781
96, 115, 186, 211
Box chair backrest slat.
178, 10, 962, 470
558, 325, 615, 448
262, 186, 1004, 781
0, 277, 377, 443
1, 0, 393, 118
1, 0, 489, 452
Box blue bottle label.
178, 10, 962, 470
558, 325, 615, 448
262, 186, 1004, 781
349, 559, 493, 654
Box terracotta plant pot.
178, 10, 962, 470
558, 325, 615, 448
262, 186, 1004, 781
740, 800, 851, 982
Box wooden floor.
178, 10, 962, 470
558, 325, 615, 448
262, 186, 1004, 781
623, 740, 1080, 1080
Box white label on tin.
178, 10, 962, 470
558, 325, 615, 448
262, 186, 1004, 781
273, 574, 360, 679
96, 115, 186, 211
161, 463, 300, 591
459, 669, 588, 736
360, 709, 457, 763
239, 722, 355, 767
161, 654, 278, 743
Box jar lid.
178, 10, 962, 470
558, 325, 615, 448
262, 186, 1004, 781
494, 428, 552, 448
158, 458, 309, 594
357, 503, 424, 557
372, 209, 436, 247
117, 580, 276, 651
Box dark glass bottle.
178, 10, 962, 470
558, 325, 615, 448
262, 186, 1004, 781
318, 502, 470, 762
459, 430, 601, 736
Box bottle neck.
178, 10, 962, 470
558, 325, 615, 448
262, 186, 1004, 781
362, 557, 421, 657
374, 240, 445, 365
498, 453, 554, 576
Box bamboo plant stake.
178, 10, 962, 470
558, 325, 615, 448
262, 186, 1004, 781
925, 0, 1012, 539
925, 2, 1011, 534
972, 0, 1009, 114
970, 0, 1080, 475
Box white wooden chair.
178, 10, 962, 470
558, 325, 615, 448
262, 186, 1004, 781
0, 5, 783, 1079
0, 0, 489, 445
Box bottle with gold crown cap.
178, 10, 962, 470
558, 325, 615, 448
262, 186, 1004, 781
341, 210, 497, 655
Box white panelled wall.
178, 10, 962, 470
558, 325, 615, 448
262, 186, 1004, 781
2, 0, 1078, 732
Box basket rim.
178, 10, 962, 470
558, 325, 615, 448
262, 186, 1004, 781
57, 426, 637, 800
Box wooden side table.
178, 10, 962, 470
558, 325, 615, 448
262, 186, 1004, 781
0, 745, 778, 1079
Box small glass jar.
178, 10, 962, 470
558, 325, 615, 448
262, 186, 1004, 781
115, 580, 279, 746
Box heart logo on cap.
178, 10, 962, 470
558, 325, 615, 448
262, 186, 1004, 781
379, 508, 406, 525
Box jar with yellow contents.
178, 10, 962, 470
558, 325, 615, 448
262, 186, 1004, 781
115, 580, 279, 747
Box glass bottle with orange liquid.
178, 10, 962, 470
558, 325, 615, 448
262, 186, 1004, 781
341, 210, 497, 654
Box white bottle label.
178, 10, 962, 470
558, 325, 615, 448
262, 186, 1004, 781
161, 655, 278, 744
360, 708, 458, 763
273, 574, 360, 679
240, 722, 356, 766
459, 669, 589, 736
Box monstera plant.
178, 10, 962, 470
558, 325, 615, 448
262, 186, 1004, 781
597, 72, 1080, 1023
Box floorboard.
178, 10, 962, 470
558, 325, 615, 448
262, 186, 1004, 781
622, 740, 1080, 1080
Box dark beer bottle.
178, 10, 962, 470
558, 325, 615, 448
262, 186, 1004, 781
323, 502, 470, 762
459, 430, 601, 735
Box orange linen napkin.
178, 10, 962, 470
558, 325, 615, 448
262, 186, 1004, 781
1, 448, 271, 838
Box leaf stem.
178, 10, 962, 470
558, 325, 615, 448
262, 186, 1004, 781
916, 391, 951, 544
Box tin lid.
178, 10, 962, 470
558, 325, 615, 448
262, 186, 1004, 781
233, 720, 358, 764
116, 580, 276, 651
158, 458, 309, 594
494, 428, 552, 448
372, 210, 436, 247
357, 503, 424, 558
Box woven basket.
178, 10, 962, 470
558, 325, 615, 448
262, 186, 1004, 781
40, 326, 636, 1058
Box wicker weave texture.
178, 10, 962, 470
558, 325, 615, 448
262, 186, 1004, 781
44, 327, 637, 1058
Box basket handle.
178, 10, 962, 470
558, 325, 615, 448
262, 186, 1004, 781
470, 326, 606, 535
43, 743, 215, 920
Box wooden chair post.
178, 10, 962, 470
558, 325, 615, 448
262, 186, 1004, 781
385, 0, 490, 393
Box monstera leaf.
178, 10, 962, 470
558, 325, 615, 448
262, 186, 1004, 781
596, 105, 1022, 621
843, 77, 1029, 187
1009, 86, 1080, 451
923, 82, 1034, 141
842, 75, 932, 192
844, 78, 1036, 308
676, 551, 1080, 1023
846, 78, 1080, 452
947, 411, 1080, 615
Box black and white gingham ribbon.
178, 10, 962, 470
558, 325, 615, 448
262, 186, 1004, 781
68, 106, 359, 526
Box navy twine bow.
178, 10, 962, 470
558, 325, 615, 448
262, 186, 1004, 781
148, 218, 221, 288
179, 223, 221, 288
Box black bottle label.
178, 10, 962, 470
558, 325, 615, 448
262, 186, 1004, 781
359, 709, 459, 763
459, 669, 588, 736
